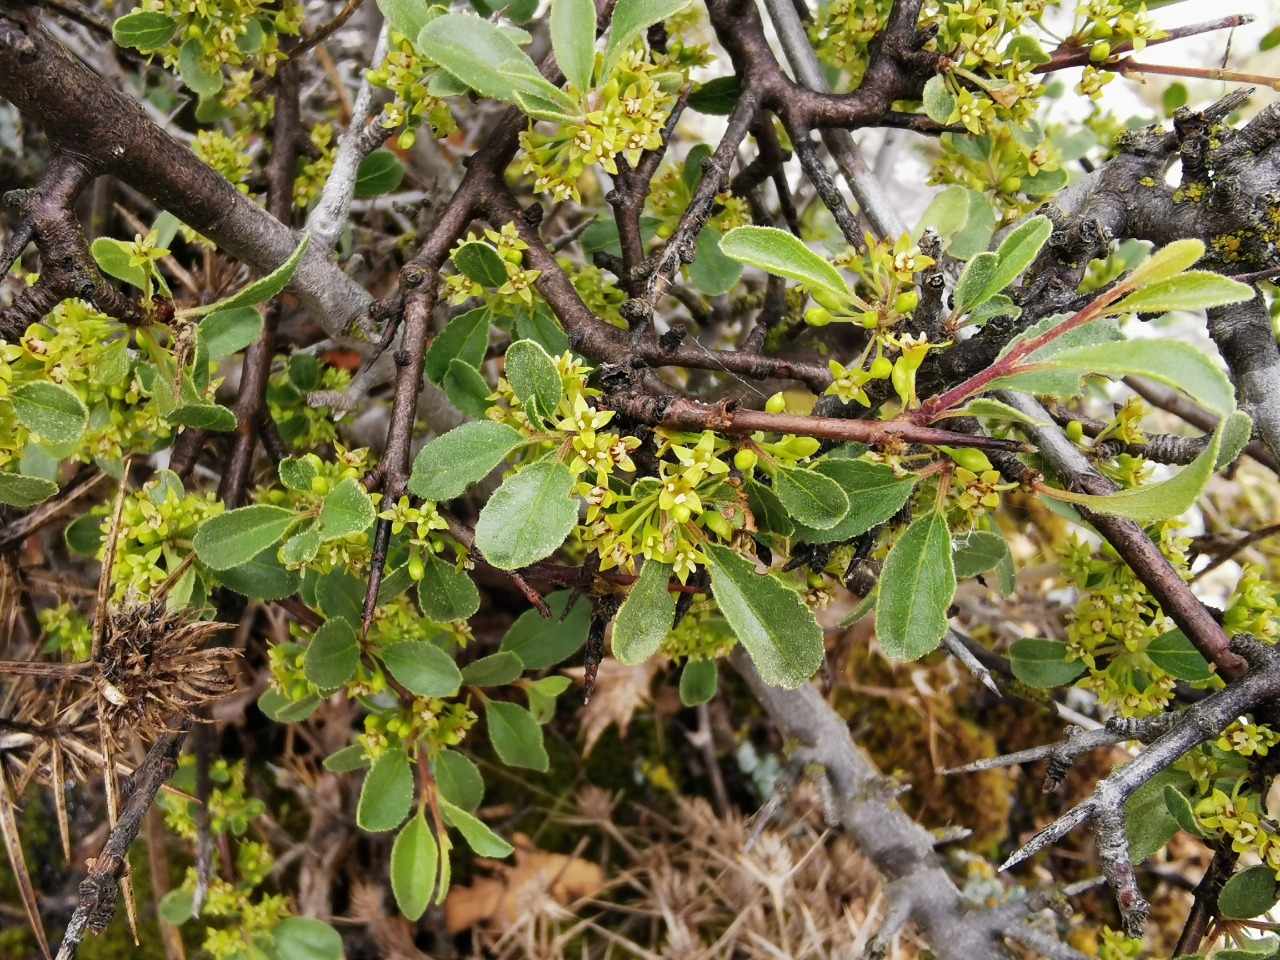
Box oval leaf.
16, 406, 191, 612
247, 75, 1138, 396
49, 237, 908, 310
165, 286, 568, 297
357, 748, 415, 832
391, 813, 439, 921
1109, 270, 1254, 316
679, 658, 717, 706
418, 553, 480, 622
612, 559, 675, 665
719, 226, 850, 304
112, 10, 177, 53
408, 421, 524, 502
186, 234, 310, 316
271, 917, 344, 960
499, 590, 589, 668
193, 504, 296, 571
486, 700, 549, 771
425, 307, 490, 385
11, 382, 88, 445
452, 242, 509, 288
1009, 637, 1086, 688
318, 477, 376, 541
771, 465, 849, 531
602, 0, 691, 78
550, 0, 597, 90
474, 459, 577, 570
0, 474, 59, 508
504, 339, 562, 428
704, 543, 824, 689
434, 751, 485, 812
875, 512, 956, 661
790, 459, 915, 544
304, 617, 360, 691
1219, 864, 1279, 920
461, 651, 524, 686
439, 797, 515, 857
418, 13, 559, 105
200, 307, 264, 360
354, 149, 405, 198
381, 640, 464, 698
1146, 628, 1212, 682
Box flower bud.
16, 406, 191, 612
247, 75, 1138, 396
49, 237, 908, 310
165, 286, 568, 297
893, 290, 919, 314
734, 448, 758, 471
765, 392, 786, 414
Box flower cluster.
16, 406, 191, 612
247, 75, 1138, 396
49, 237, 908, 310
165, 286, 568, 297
193, 129, 254, 195
520, 50, 682, 203
366, 34, 457, 150
102, 472, 224, 600
443, 225, 540, 309
134, 0, 302, 107
929, 125, 1064, 221
1060, 524, 1194, 715
292, 123, 336, 211
810, 0, 893, 90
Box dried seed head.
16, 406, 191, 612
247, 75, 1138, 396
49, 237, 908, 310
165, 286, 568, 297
96, 599, 237, 741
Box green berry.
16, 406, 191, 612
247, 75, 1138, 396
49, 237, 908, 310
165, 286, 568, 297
734, 448, 758, 471
765, 392, 786, 414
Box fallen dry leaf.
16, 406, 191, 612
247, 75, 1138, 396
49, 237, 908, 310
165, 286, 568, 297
563, 656, 663, 756
445, 833, 606, 934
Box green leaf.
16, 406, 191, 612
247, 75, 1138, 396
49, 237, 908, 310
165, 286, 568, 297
1218, 409, 1254, 469
1109, 270, 1254, 316
408, 421, 524, 502
602, 0, 691, 78
745, 479, 794, 537
417, 553, 480, 622
992, 312, 1123, 396
550, 0, 596, 90
185, 234, 310, 316
771, 465, 850, 531
322, 745, 369, 773
317, 477, 375, 541
486, 700, 549, 771
921, 74, 956, 124
1163, 784, 1209, 838
280, 523, 321, 565
112, 10, 177, 53
210, 545, 301, 600
875, 512, 956, 661
790, 459, 914, 544
679, 659, 717, 706
434, 751, 484, 812
425, 307, 490, 385
1219, 865, 1279, 919
612, 560, 675, 665
983, 214, 1052, 300
704, 543, 824, 689
376, 0, 434, 40
304, 617, 360, 691
65, 513, 104, 554
159, 888, 195, 925
955, 397, 1049, 427
1147, 628, 1212, 682
92, 337, 131, 385
461, 651, 524, 686
1125, 767, 1184, 863
178, 39, 223, 98
838, 590, 877, 628
442, 358, 493, 417
354, 149, 405, 198
200, 307, 264, 360
452, 242, 509, 288
949, 186, 997, 260
953, 252, 999, 314
503, 339, 562, 429
688, 227, 743, 297
914, 184, 969, 242
1038, 425, 1221, 522
439, 798, 515, 857
316, 569, 365, 624
499, 591, 589, 668
418, 13, 562, 106
1122, 237, 1205, 291
1008, 637, 1085, 687
474, 459, 577, 569
279, 457, 318, 493
357, 748, 415, 832
688, 75, 739, 115
271, 918, 344, 960
719, 226, 850, 305
391, 813, 439, 921
515, 302, 569, 355
193, 504, 296, 571
91, 237, 148, 290
527, 675, 570, 723
11, 382, 87, 445
952, 529, 1012, 580
381, 640, 463, 698
515, 89, 581, 124
257, 687, 320, 724
166, 403, 237, 432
